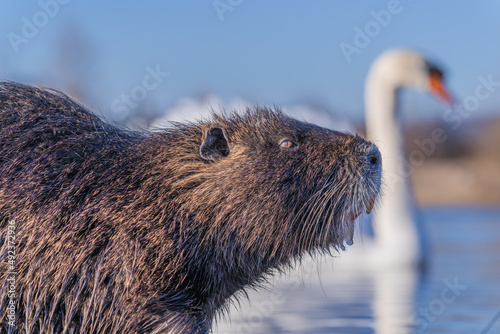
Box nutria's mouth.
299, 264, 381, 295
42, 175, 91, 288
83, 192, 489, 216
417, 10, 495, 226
291, 160, 381, 254
340, 194, 377, 251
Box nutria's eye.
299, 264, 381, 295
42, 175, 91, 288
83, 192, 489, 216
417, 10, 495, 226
280, 139, 297, 149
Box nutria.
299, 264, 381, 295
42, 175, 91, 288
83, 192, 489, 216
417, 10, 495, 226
0, 82, 381, 334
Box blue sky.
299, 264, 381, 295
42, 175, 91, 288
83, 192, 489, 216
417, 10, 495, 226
1, 1, 500, 123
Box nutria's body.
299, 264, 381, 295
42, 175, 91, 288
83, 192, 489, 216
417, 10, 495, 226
0, 82, 381, 334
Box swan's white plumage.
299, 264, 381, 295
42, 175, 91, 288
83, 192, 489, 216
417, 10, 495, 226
365, 49, 430, 267
335, 49, 451, 269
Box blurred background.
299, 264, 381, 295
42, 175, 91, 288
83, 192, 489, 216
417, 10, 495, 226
1, 0, 500, 206
1, 1, 500, 333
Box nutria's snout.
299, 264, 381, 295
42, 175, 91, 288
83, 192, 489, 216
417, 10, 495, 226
363, 144, 382, 214
335, 139, 382, 249
366, 144, 382, 170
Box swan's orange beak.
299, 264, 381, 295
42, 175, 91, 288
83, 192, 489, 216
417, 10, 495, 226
429, 75, 454, 104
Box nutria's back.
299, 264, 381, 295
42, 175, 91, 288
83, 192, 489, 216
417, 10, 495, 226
0, 82, 381, 333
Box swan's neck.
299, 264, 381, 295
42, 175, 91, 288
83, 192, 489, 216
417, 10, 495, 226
365, 80, 405, 182
365, 75, 423, 263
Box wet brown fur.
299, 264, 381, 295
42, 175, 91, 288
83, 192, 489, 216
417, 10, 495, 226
0, 82, 381, 333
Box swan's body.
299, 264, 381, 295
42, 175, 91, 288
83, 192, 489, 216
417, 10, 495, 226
336, 49, 451, 269
366, 50, 431, 267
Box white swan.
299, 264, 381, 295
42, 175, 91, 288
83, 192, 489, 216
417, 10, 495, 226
360, 49, 453, 268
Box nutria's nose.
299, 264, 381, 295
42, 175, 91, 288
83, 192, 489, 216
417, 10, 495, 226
366, 145, 381, 169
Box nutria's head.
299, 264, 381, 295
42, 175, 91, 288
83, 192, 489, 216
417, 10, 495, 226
173, 108, 381, 265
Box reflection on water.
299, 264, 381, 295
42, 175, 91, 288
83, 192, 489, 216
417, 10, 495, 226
215, 208, 500, 334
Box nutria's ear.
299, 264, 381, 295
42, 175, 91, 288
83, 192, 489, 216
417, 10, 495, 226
200, 126, 230, 161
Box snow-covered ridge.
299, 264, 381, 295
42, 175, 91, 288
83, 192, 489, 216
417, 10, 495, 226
149, 95, 354, 133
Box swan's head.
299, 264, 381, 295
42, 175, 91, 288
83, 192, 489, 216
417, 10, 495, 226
368, 49, 453, 103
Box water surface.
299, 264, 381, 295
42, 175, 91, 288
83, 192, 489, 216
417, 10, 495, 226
216, 208, 500, 334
